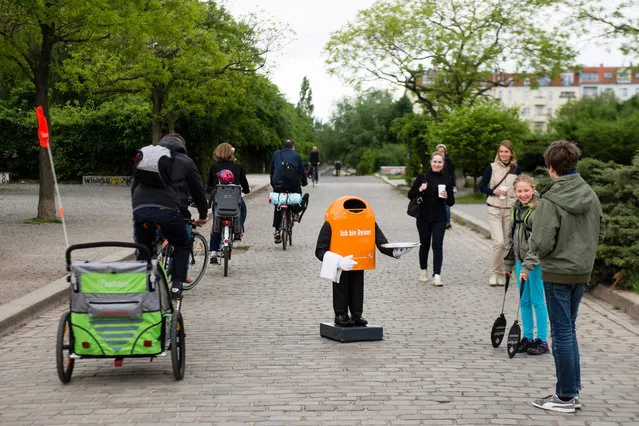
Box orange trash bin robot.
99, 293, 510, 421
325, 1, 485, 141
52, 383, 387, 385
315, 196, 410, 327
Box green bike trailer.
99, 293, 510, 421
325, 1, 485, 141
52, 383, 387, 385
56, 241, 185, 383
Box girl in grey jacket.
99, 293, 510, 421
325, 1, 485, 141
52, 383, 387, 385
504, 174, 548, 355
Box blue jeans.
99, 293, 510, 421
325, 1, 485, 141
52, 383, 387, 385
445, 204, 451, 225
516, 262, 548, 342
133, 207, 190, 284
544, 282, 586, 398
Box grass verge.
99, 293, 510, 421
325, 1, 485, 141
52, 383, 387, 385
24, 217, 62, 224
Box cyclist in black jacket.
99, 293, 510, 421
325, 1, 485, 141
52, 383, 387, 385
308, 146, 321, 182
132, 133, 209, 297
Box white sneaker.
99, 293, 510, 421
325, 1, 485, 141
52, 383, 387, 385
489, 275, 498, 286
419, 270, 428, 283
532, 394, 575, 413
574, 395, 582, 409
432, 274, 443, 286
497, 275, 506, 286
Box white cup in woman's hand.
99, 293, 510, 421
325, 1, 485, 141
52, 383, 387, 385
438, 184, 446, 198
498, 185, 508, 200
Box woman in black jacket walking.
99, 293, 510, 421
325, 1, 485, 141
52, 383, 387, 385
408, 151, 455, 286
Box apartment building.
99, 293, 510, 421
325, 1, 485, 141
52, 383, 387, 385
407, 66, 639, 130
490, 66, 639, 130
579, 66, 639, 100
490, 72, 579, 131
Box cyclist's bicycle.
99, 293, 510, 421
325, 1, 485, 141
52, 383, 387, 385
310, 164, 319, 186
213, 215, 238, 276
270, 192, 309, 251
155, 220, 209, 291
212, 183, 243, 276
279, 204, 294, 250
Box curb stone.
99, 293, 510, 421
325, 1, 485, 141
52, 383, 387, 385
0, 182, 271, 338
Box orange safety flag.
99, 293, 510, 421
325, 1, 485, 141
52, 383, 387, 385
35, 106, 50, 148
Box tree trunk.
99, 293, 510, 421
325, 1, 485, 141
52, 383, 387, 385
36, 24, 57, 220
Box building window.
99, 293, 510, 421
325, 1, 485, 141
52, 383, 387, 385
547, 107, 553, 116
508, 90, 512, 100
581, 72, 598, 82
523, 77, 530, 86
548, 90, 553, 100
524, 90, 529, 100
603, 71, 613, 79
497, 90, 503, 99
621, 88, 628, 98
522, 107, 530, 117
538, 75, 551, 87
560, 91, 576, 98
561, 72, 574, 86
583, 87, 598, 97
617, 69, 631, 83
534, 122, 544, 131
536, 106, 544, 116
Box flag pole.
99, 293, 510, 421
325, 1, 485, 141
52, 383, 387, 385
36, 106, 69, 248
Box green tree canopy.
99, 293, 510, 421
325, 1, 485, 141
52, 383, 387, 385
549, 91, 639, 164
320, 90, 412, 168
565, 0, 639, 58
325, 0, 576, 121
296, 76, 314, 118
0, 0, 135, 218
429, 102, 531, 187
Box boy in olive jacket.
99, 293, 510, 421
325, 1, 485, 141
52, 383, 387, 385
530, 141, 605, 414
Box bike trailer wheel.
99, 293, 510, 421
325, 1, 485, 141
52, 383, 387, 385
56, 311, 75, 383
170, 311, 185, 380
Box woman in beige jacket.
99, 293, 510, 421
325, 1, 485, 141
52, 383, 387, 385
479, 140, 521, 286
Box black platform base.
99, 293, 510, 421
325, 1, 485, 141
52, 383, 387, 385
320, 322, 383, 343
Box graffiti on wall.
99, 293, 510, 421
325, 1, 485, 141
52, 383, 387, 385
82, 176, 134, 185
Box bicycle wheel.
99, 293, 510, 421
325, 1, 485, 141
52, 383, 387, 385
223, 245, 230, 277
183, 232, 208, 291
281, 212, 288, 251
170, 311, 185, 380
288, 211, 293, 246
56, 311, 75, 383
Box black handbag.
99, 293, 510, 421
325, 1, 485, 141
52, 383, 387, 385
407, 196, 423, 218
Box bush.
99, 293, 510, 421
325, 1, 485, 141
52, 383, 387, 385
576, 156, 639, 290
357, 143, 406, 175
0, 104, 38, 179
50, 98, 151, 180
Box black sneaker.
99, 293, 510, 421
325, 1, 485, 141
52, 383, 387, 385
334, 314, 354, 327
527, 339, 549, 355
274, 232, 281, 244
171, 282, 183, 298
210, 256, 218, 265
351, 316, 368, 326
517, 337, 533, 353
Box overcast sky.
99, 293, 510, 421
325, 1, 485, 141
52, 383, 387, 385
223, 0, 629, 122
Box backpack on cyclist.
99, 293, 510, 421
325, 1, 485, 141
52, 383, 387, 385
133, 144, 173, 188
274, 151, 299, 192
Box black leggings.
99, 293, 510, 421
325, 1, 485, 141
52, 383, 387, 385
416, 220, 446, 274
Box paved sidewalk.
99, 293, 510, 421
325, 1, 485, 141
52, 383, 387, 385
0, 174, 637, 424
